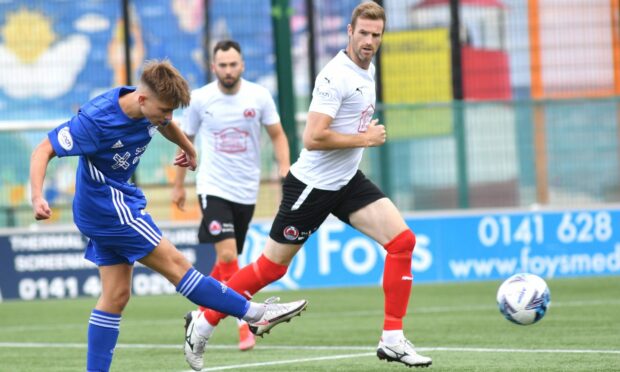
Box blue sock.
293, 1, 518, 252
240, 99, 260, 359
87, 309, 121, 372
176, 268, 249, 318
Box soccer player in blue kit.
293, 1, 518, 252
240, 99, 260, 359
29, 60, 307, 372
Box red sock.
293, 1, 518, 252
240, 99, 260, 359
219, 259, 239, 282
382, 230, 416, 330
203, 254, 288, 326
209, 261, 222, 281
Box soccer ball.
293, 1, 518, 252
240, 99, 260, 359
496, 273, 550, 325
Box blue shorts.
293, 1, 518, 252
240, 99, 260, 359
83, 212, 162, 266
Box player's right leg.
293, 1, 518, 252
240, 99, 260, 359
196, 195, 255, 350
86, 254, 133, 372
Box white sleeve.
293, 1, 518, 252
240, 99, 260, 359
181, 93, 201, 136
260, 88, 281, 126
308, 71, 343, 118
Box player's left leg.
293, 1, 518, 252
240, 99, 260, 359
140, 237, 306, 370
349, 198, 432, 367
138, 237, 251, 317
231, 202, 256, 351
207, 237, 255, 351
87, 263, 132, 372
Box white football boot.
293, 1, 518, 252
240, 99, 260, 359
183, 311, 209, 371
248, 296, 308, 337
376, 338, 432, 368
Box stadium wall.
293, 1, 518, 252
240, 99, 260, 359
2, 1, 620, 228
2, 206, 619, 302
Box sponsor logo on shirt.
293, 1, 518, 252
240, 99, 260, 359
112, 152, 131, 170
148, 124, 158, 137
57, 127, 73, 151
358, 104, 375, 133
315, 83, 332, 99
214, 127, 249, 153
209, 220, 222, 236
283, 225, 299, 241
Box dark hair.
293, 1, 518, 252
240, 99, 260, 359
140, 59, 191, 108
351, 1, 385, 32
213, 40, 242, 57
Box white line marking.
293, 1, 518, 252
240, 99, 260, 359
420, 347, 620, 354
1, 298, 618, 333
1, 342, 618, 355
191, 352, 376, 371
2, 342, 619, 372
179, 346, 620, 372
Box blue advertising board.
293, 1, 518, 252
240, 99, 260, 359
1, 207, 619, 301
239, 207, 620, 290
0, 226, 214, 301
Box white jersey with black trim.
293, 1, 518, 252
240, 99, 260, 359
182, 78, 280, 204
290, 50, 376, 191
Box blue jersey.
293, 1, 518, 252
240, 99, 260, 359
48, 87, 163, 264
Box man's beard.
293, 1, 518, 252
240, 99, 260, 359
220, 76, 239, 89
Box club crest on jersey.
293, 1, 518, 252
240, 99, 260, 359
283, 225, 299, 241
57, 127, 73, 151
209, 220, 223, 236
243, 108, 256, 119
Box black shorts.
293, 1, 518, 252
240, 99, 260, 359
269, 170, 386, 244
197, 195, 255, 254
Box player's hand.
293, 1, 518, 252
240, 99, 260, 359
32, 196, 52, 220
365, 119, 386, 147
172, 185, 186, 211
174, 150, 197, 171
278, 166, 290, 180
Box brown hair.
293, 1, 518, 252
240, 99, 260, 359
213, 40, 242, 57
140, 59, 191, 108
350, 1, 386, 31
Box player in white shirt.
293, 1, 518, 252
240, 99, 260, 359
184, 3, 432, 368
173, 40, 290, 353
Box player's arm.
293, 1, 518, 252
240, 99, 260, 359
30, 138, 57, 220
302, 111, 386, 151
158, 120, 197, 170
171, 133, 195, 211
265, 123, 290, 178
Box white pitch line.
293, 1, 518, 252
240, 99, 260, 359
419, 346, 620, 354
188, 352, 376, 371
0, 342, 374, 351
183, 346, 620, 372
2, 298, 619, 333
1, 342, 619, 356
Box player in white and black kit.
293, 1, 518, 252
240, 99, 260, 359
173, 40, 290, 353
185, 3, 432, 368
